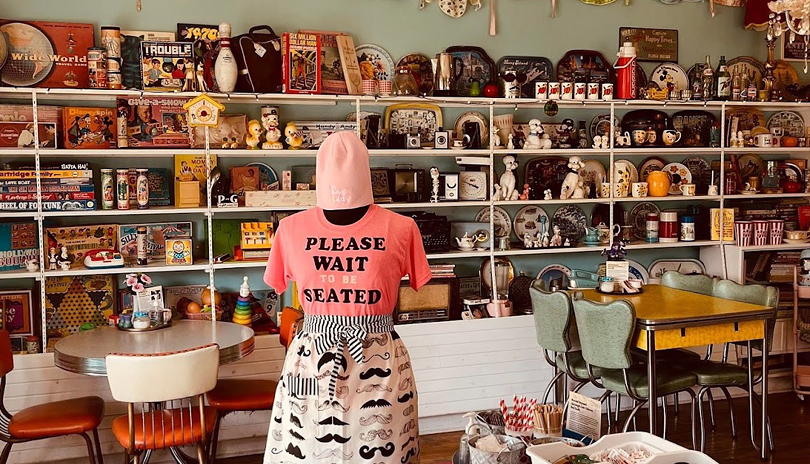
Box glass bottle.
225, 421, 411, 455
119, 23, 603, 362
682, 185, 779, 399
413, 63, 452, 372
702, 55, 714, 100
393, 66, 419, 96
731, 69, 741, 101
715, 55, 731, 100
740, 70, 750, 101
691, 63, 703, 100
762, 160, 781, 192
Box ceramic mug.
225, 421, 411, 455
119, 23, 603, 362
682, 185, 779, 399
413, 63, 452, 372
600, 182, 612, 198
646, 130, 657, 145
574, 82, 586, 100
662, 130, 681, 146
599, 278, 615, 293
632, 129, 647, 146
587, 82, 600, 100
756, 133, 773, 148
453, 140, 464, 149
561, 82, 574, 99
548, 82, 561, 100
632, 182, 648, 198
613, 182, 629, 198
680, 183, 696, 196
535, 81, 548, 99
601, 83, 613, 100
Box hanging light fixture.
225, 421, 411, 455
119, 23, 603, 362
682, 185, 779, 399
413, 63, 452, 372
768, 0, 810, 70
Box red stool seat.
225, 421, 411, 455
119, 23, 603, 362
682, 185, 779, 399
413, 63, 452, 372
206, 379, 277, 412
112, 407, 217, 450
9, 396, 104, 439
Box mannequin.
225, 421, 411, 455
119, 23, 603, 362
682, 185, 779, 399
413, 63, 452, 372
263, 132, 429, 464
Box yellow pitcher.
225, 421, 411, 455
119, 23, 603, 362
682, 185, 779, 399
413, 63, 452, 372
647, 171, 671, 197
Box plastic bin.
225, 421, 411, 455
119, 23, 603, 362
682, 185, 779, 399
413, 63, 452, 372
527, 432, 690, 464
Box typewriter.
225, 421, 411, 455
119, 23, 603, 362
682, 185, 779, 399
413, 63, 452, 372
399, 211, 450, 252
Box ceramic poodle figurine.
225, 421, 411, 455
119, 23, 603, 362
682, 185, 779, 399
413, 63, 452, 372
492, 155, 519, 201
543, 189, 552, 200
560, 156, 586, 200
524, 119, 544, 149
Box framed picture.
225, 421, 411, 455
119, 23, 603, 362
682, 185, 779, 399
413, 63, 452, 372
780, 35, 808, 62
619, 27, 678, 62
0, 290, 33, 336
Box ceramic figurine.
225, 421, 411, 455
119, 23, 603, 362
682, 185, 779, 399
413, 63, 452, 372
492, 127, 502, 148
539, 134, 552, 150
543, 189, 552, 200
592, 135, 602, 150
183, 65, 195, 92
261, 106, 283, 150
564, 238, 571, 247
58, 246, 71, 268
59, 260, 70, 271
523, 232, 534, 249
550, 225, 563, 247
557, 119, 575, 149
246, 119, 262, 149
560, 156, 585, 200
519, 183, 530, 201
430, 166, 440, 203
221, 137, 232, 149
48, 247, 57, 270
25, 259, 38, 272
240, 276, 251, 298
542, 231, 550, 248
615, 131, 631, 147
524, 119, 544, 149
214, 22, 238, 93
195, 63, 208, 92
507, 134, 515, 150
285, 122, 303, 149
737, 130, 744, 147
493, 156, 519, 201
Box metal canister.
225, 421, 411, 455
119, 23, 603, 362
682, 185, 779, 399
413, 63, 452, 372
101, 168, 114, 210
136, 225, 148, 265
116, 169, 130, 210
136, 168, 149, 209
646, 212, 659, 243
87, 47, 107, 88
25, 336, 39, 354
107, 71, 122, 90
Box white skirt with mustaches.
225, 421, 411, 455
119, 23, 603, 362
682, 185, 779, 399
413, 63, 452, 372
263, 314, 420, 464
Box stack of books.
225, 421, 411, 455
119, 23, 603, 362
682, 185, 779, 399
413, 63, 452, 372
430, 263, 456, 278
770, 251, 801, 283
0, 163, 94, 211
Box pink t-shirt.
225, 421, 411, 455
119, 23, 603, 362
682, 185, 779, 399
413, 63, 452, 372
264, 205, 432, 316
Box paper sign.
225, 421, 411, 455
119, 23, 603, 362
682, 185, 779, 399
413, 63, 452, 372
605, 260, 630, 282
566, 392, 602, 441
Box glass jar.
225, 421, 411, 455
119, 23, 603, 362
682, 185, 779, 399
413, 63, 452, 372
680, 215, 696, 242
659, 211, 679, 243
132, 312, 151, 329
646, 213, 659, 243
393, 66, 418, 96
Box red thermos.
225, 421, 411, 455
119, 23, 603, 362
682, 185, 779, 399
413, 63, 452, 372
616, 42, 637, 100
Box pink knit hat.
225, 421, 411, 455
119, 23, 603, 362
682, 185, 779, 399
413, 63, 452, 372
316, 131, 373, 210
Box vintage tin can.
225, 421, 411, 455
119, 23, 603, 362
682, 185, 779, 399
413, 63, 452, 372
101, 26, 121, 60
87, 47, 107, 88
101, 168, 114, 210
136, 168, 149, 209
116, 169, 130, 210
137, 225, 148, 265
25, 336, 39, 354
107, 70, 122, 90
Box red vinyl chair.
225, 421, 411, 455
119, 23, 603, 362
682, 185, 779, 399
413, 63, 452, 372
0, 330, 104, 464
205, 307, 303, 462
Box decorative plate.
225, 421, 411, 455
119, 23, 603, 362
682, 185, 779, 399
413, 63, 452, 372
671, 110, 716, 148
513, 206, 549, 241
580, 159, 606, 186
649, 62, 689, 93
727, 56, 765, 91
626, 259, 650, 284
647, 259, 707, 283
590, 203, 625, 227
767, 111, 805, 138
580, 0, 617, 4
774, 60, 800, 99
396, 53, 434, 95
613, 159, 639, 187
552, 205, 587, 243
439, 0, 469, 18
556, 49, 614, 84
749, 126, 769, 137
476, 206, 512, 238
246, 162, 279, 191
630, 202, 660, 240
737, 153, 765, 179
662, 162, 692, 195
446, 46, 497, 97
725, 107, 765, 133
497, 56, 554, 98
781, 161, 804, 183
537, 264, 572, 290
682, 156, 711, 192
455, 111, 489, 148
524, 157, 570, 200
356, 43, 395, 81
589, 114, 619, 140
384, 103, 443, 145
639, 157, 666, 182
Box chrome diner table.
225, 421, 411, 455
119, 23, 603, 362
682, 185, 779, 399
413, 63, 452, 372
575, 284, 773, 459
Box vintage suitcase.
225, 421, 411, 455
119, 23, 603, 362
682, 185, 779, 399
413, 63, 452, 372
232, 25, 283, 93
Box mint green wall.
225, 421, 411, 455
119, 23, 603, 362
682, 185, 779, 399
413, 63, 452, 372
1, 0, 772, 299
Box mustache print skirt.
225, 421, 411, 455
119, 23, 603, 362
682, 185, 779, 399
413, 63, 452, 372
263, 314, 420, 464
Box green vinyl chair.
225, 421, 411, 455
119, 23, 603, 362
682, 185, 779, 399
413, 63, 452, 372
572, 297, 698, 448
529, 282, 617, 428
684, 280, 778, 453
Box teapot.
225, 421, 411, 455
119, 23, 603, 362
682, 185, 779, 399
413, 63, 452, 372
584, 226, 600, 244
597, 222, 621, 244
456, 232, 477, 250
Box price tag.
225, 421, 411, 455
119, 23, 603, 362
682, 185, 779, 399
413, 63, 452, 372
605, 260, 629, 281
254, 43, 267, 58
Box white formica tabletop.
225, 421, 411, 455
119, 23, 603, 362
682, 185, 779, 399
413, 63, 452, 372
53, 321, 255, 376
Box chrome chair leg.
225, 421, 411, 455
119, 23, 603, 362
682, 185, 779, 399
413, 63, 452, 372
661, 396, 668, 439
683, 388, 698, 451
615, 393, 622, 424
719, 386, 737, 438
707, 388, 716, 429
697, 387, 709, 452
673, 392, 680, 415
622, 400, 646, 433
543, 371, 565, 404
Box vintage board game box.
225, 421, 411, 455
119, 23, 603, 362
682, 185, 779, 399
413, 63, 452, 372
45, 275, 114, 345
140, 41, 194, 91
0, 290, 33, 336
148, 168, 170, 206
711, 208, 734, 241
62, 107, 117, 149
44, 224, 117, 264
174, 154, 217, 186
0, 20, 94, 88
118, 222, 192, 264
282, 32, 322, 94
0, 169, 93, 180
0, 104, 61, 149
177, 23, 219, 92
0, 200, 95, 212
116, 97, 190, 148
0, 222, 37, 272
121, 30, 176, 90
291, 121, 358, 149
164, 284, 206, 311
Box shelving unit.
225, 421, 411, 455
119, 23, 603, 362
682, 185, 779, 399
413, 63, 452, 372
2, 86, 810, 348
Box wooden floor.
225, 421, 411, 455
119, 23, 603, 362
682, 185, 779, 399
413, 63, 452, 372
223, 392, 807, 464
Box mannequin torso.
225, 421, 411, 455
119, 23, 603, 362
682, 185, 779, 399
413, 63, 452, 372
322, 205, 370, 226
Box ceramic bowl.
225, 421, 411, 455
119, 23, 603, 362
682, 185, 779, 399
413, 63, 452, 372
627, 279, 643, 289
786, 230, 809, 241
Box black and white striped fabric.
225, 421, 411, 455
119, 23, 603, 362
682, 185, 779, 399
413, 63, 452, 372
284, 374, 319, 397
303, 314, 394, 399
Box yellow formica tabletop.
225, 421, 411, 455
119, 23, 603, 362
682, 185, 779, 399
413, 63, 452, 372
576, 284, 773, 350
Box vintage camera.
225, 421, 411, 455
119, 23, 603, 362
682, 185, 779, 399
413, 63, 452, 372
434, 129, 450, 149
406, 133, 421, 149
